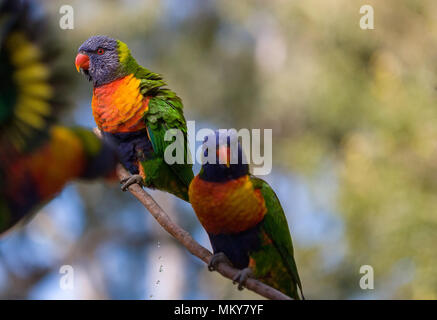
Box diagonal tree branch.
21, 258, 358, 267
116, 165, 292, 300
94, 129, 292, 300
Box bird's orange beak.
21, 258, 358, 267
75, 53, 89, 72
217, 146, 231, 167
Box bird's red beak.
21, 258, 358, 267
75, 53, 89, 72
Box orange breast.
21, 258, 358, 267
92, 74, 149, 133
188, 175, 267, 235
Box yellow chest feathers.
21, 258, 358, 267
189, 175, 267, 234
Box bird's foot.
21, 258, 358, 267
233, 267, 253, 291
208, 252, 232, 272
120, 174, 143, 191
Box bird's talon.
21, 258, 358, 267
232, 267, 253, 291
120, 174, 143, 191
208, 252, 232, 272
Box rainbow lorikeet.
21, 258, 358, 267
189, 131, 304, 299
75, 36, 194, 201
0, 0, 118, 235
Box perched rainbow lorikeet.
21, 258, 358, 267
189, 131, 304, 299
75, 36, 194, 201
0, 0, 118, 235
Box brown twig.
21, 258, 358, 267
94, 128, 292, 300
117, 166, 291, 300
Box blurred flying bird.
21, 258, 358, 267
0, 0, 119, 235
189, 131, 304, 299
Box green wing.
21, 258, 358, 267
251, 176, 304, 299
136, 70, 194, 188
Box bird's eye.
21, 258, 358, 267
97, 48, 105, 55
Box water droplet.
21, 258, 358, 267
157, 241, 160, 248
159, 265, 164, 272
156, 280, 160, 285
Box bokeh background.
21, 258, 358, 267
1, 0, 437, 299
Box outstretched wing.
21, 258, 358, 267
0, 1, 118, 236
251, 176, 304, 299
0, 0, 71, 158
0, 126, 118, 236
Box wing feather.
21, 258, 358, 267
251, 176, 304, 299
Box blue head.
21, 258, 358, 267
75, 35, 130, 87
200, 130, 249, 182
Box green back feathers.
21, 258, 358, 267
146, 96, 193, 189
251, 176, 304, 299
117, 39, 165, 96
116, 38, 193, 192
115, 39, 181, 102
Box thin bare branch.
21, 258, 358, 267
94, 128, 292, 300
